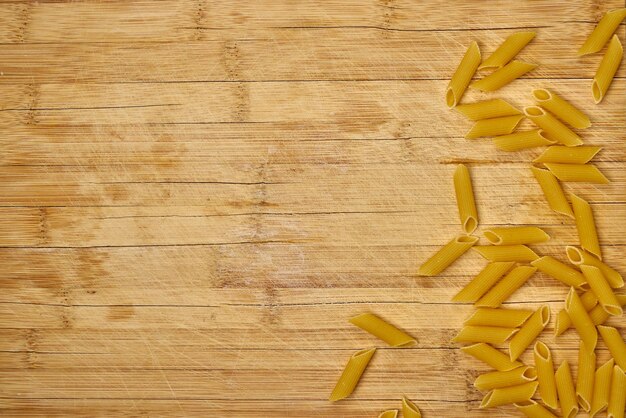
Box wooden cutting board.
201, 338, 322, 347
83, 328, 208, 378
0, 1, 624, 416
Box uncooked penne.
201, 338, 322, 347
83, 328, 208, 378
608, 365, 626, 418
474, 366, 537, 391
471, 60, 537, 92
578, 8, 626, 55
475, 266, 537, 307
446, 41, 481, 108
479, 32, 536, 70
555, 361, 579, 418
329, 348, 376, 401
593, 35, 623, 104
466, 115, 524, 139
566, 287, 597, 351
493, 129, 555, 152
533, 341, 558, 410
515, 400, 558, 418
401, 396, 421, 418
532, 88, 591, 129
524, 106, 583, 147
544, 163, 609, 184
571, 193, 602, 260
576, 340, 596, 412
555, 290, 599, 336
461, 343, 522, 371
484, 226, 549, 246
455, 99, 521, 120
474, 245, 539, 262
453, 325, 518, 345
531, 166, 573, 218
464, 307, 532, 327
534, 145, 601, 164
588, 294, 626, 327
581, 265, 623, 316
598, 326, 626, 371
531, 256, 587, 289
418, 234, 479, 276
566, 246, 624, 288
453, 164, 478, 233
349, 313, 417, 347
480, 382, 538, 408
509, 305, 550, 361
452, 261, 515, 303
590, 358, 615, 417
378, 410, 398, 418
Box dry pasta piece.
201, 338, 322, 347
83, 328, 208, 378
524, 106, 583, 147
461, 343, 522, 371
555, 361, 579, 418
534, 145, 602, 164
329, 348, 376, 401
474, 366, 537, 391
475, 266, 537, 307
531, 166, 573, 217
493, 130, 555, 152
453, 325, 518, 345
509, 305, 550, 361
515, 400, 558, 418
598, 326, 626, 370
533, 341, 558, 409
566, 287, 597, 351
418, 234, 478, 276
590, 358, 615, 417
473, 245, 539, 262
455, 99, 521, 120
571, 194, 602, 259
593, 35, 623, 104
453, 164, 478, 233
464, 307, 533, 327
480, 381, 538, 408
555, 290, 599, 336
581, 265, 623, 316
401, 396, 421, 418
446, 41, 481, 108
576, 340, 596, 412
349, 313, 417, 347
588, 294, 626, 327
567, 246, 624, 288
479, 32, 536, 70
377, 410, 398, 418
532, 88, 591, 129
578, 8, 626, 55
531, 256, 587, 289
452, 261, 515, 303
484, 226, 549, 246
466, 114, 524, 139
471, 60, 537, 92
544, 163, 609, 184
608, 365, 626, 418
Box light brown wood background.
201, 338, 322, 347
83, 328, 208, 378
0, 1, 625, 416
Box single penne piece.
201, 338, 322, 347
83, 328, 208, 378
378, 410, 398, 418
534, 146, 601, 164
544, 163, 609, 184
453, 164, 478, 233
592, 35, 624, 104
566, 246, 624, 288
590, 358, 615, 417
524, 106, 583, 147
474, 366, 537, 391
576, 340, 596, 412
464, 307, 533, 327
555, 290, 599, 336
581, 265, 623, 316
566, 287, 598, 351
533, 341, 558, 410
598, 326, 626, 370
479, 32, 536, 70
588, 294, 626, 327
532, 89, 591, 129
555, 361, 579, 418
571, 194, 602, 259
453, 325, 518, 345
484, 226, 549, 246
401, 396, 421, 418
480, 381, 538, 408
509, 305, 550, 361
608, 365, 626, 418
471, 60, 537, 92
475, 266, 537, 307
349, 313, 416, 347
455, 99, 521, 120
473, 245, 539, 262
531, 256, 587, 289
465, 115, 524, 139
578, 8, 626, 55
446, 41, 481, 108
515, 400, 558, 418
461, 343, 523, 371
530, 166, 573, 217
452, 261, 515, 302
329, 348, 376, 401
418, 234, 479, 276
493, 129, 556, 152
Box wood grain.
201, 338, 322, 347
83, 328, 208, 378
0, 1, 625, 417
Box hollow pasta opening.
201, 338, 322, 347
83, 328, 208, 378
566, 246, 583, 264
446, 88, 456, 108
456, 235, 478, 244
483, 230, 502, 245
564, 407, 579, 418
533, 89, 551, 101
352, 347, 375, 358
603, 304, 623, 316
523, 367, 537, 381
479, 391, 494, 408
592, 81, 602, 104
534, 341, 550, 361
537, 130, 557, 144
539, 306, 550, 325
463, 217, 477, 234
576, 394, 591, 414
402, 397, 420, 413
524, 106, 545, 117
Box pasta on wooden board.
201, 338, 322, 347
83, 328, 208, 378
401, 396, 421, 418
533, 341, 558, 410
418, 234, 479, 276
377, 410, 398, 418
608, 365, 626, 418
590, 358, 615, 418
571, 193, 602, 260
515, 400, 558, 418
493, 129, 555, 152
455, 99, 521, 120
474, 366, 537, 391
587, 294, 626, 327
329, 348, 376, 402
532, 88, 591, 129
473, 245, 539, 262
480, 382, 538, 408
576, 340, 596, 412
581, 265, 623, 316
598, 326, 626, 370
479, 32, 536, 70
508, 305, 550, 361
446, 41, 481, 108
452, 261, 515, 303
531, 166, 574, 218
471, 60, 537, 92
349, 313, 417, 347
578, 8, 626, 55
465, 114, 524, 139
555, 361, 579, 418
566, 246, 624, 288
592, 35, 623, 103
461, 343, 523, 371
464, 307, 533, 327
524, 106, 583, 147
475, 266, 537, 308
565, 287, 598, 351
531, 256, 587, 289
453, 325, 518, 345
534, 146, 601, 164
453, 164, 478, 233
544, 163, 609, 184
484, 226, 549, 245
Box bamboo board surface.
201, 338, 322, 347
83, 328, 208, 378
0, 1, 625, 417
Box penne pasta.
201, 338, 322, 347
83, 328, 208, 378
581, 265, 623, 316
453, 164, 478, 233
590, 358, 615, 417
531, 166, 573, 218
474, 366, 537, 391
534, 146, 601, 164
349, 313, 417, 347
471, 60, 537, 92
598, 326, 626, 370
566, 287, 598, 351
588, 294, 626, 327
401, 396, 421, 418
479, 32, 536, 70
452, 261, 515, 303
532, 89, 591, 129
524, 106, 583, 147
464, 307, 533, 327
446, 41, 481, 108
473, 245, 539, 262
578, 8, 626, 55
461, 343, 523, 371
544, 163, 609, 184
329, 348, 376, 402
571, 193, 602, 259
465, 114, 524, 139
509, 305, 550, 361
378, 410, 398, 418
455, 99, 521, 121
493, 129, 555, 152
608, 365, 626, 418
418, 234, 479, 276
475, 266, 537, 307
555, 361, 579, 418
484, 226, 549, 246
576, 340, 596, 412
531, 256, 587, 289
480, 381, 538, 408
555, 290, 599, 336
515, 400, 558, 418
566, 246, 624, 288
533, 341, 558, 410
592, 34, 623, 104
453, 325, 518, 345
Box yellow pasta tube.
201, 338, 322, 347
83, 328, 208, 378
349, 313, 417, 347
608, 365, 626, 418
484, 226, 549, 246
533, 341, 558, 409
453, 164, 478, 234
592, 35, 623, 104
515, 400, 558, 418
544, 163, 609, 184
555, 361, 579, 418
418, 234, 478, 276
567, 246, 624, 288
571, 193, 602, 260
524, 106, 583, 147
531, 256, 587, 289
471, 60, 537, 92
581, 265, 623, 316
590, 358, 615, 417
453, 325, 518, 345
464, 307, 533, 327
475, 266, 537, 307
555, 290, 599, 336
534, 146, 601, 164
598, 326, 626, 370
576, 340, 596, 412
329, 348, 376, 402
466, 115, 524, 139
532, 88, 591, 129
566, 287, 598, 351
455, 99, 521, 121
461, 343, 522, 371
578, 8, 626, 55
446, 41, 481, 108
509, 305, 550, 361
452, 261, 515, 303
401, 396, 421, 418
377, 410, 398, 418
474, 366, 537, 391
479, 32, 536, 70
531, 166, 573, 218
493, 129, 556, 152
588, 294, 626, 327
473, 245, 539, 262
480, 382, 538, 408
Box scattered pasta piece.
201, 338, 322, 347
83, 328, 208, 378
453, 164, 478, 233
598, 326, 626, 370
446, 41, 481, 108
493, 130, 555, 152
531, 256, 587, 289
533, 341, 558, 410
452, 262, 515, 303
581, 265, 623, 316
555, 290, 598, 336
544, 163, 609, 184
475, 266, 537, 308
534, 145, 601, 164
466, 114, 524, 139
453, 325, 518, 345
329, 348, 376, 402
484, 226, 549, 246
461, 343, 522, 371
578, 8, 626, 55
471, 60, 537, 92
592, 34, 623, 103
473, 245, 539, 262
464, 307, 533, 327
515, 400, 558, 418
479, 32, 536, 70
571, 194, 602, 259
524, 106, 583, 147
566, 246, 624, 288
401, 396, 421, 418
531, 166, 573, 217
480, 382, 538, 408
532, 88, 591, 129
565, 287, 598, 351
508, 305, 550, 361
474, 366, 537, 392
377, 410, 398, 418
607, 365, 626, 418
349, 313, 416, 347
455, 99, 521, 120
555, 361, 579, 418
418, 234, 478, 276
590, 358, 615, 417
576, 340, 596, 412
